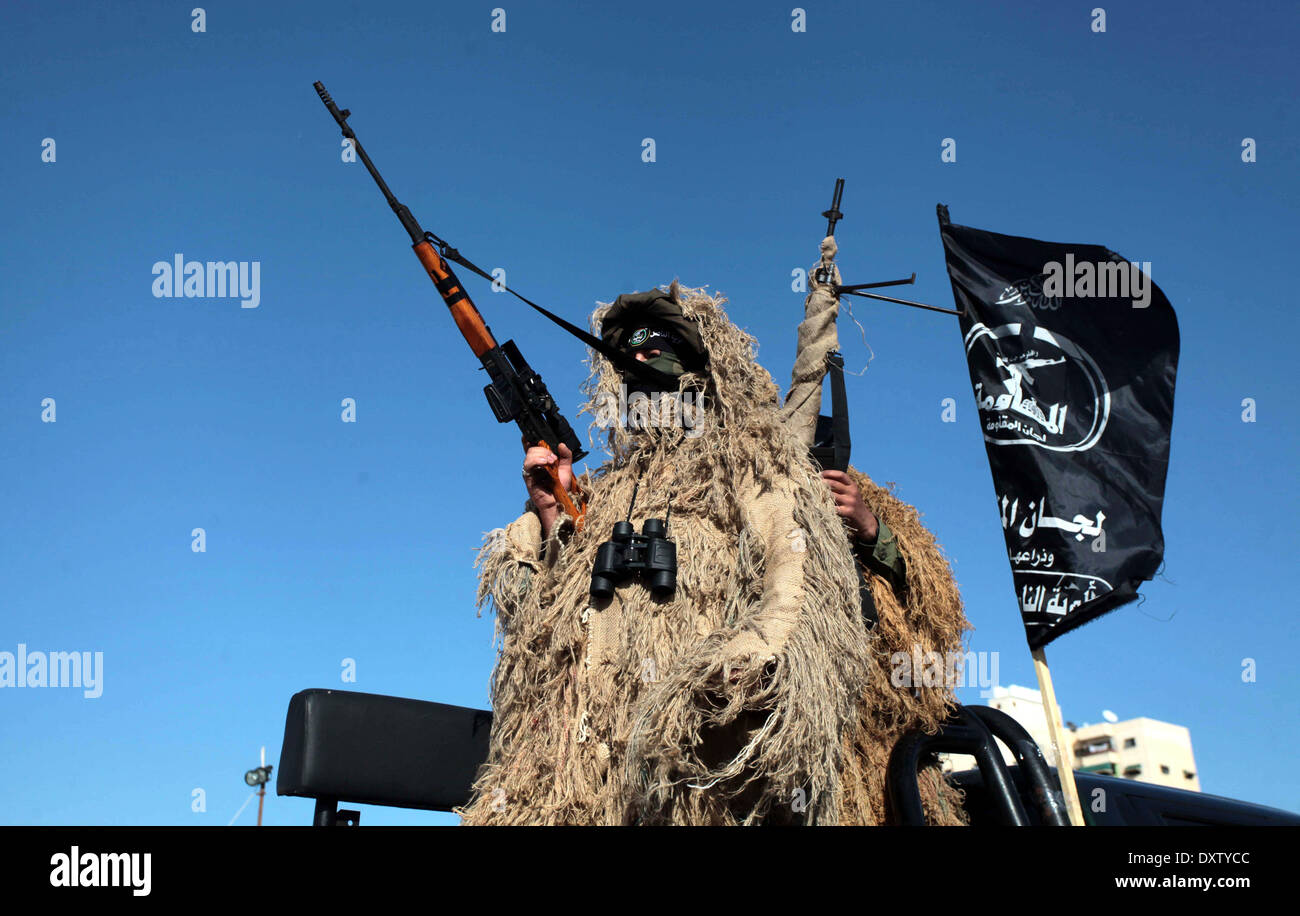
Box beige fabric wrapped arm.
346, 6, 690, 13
780, 236, 842, 447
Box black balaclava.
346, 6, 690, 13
601, 288, 708, 397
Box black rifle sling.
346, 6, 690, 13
827, 351, 851, 471
428, 235, 681, 391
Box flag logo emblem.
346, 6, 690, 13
965, 321, 1110, 453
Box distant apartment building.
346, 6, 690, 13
945, 685, 1201, 793
1070, 717, 1200, 791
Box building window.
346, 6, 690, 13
1160, 765, 1170, 775
1184, 771, 1195, 780
1082, 763, 1116, 776
1076, 738, 1113, 756
1123, 738, 1136, 748
1123, 765, 1142, 778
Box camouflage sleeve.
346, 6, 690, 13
854, 517, 907, 596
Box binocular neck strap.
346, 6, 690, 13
622, 476, 673, 534
626, 479, 640, 522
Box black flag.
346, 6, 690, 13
937, 207, 1179, 649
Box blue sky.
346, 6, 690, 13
1, 0, 1296, 825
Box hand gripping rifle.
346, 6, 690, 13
313, 81, 590, 528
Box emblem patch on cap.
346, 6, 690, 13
629, 328, 650, 347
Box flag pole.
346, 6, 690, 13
1031, 646, 1086, 826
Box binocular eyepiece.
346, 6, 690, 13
590, 518, 677, 600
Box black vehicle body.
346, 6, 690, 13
275, 688, 1300, 826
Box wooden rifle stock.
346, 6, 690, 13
412, 241, 494, 357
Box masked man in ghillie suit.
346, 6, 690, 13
460, 269, 970, 825
785, 236, 973, 824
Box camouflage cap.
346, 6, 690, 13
600, 287, 708, 369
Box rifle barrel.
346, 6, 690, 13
312, 81, 588, 525
314, 81, 424, 245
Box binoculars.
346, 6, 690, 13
590, 519, 677, 599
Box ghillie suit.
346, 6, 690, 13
835, 467, 972, 825
460, 282, 876, 825
784, 237, 973, 825
461, 268, 972, 825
